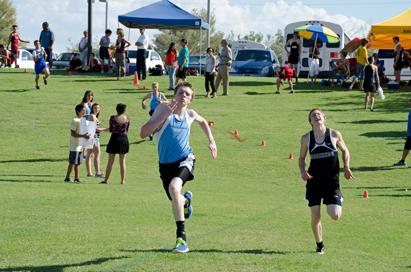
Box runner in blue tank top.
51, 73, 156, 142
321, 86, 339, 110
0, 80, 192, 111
32, 40, 50, 90
141, 82, 168, 140
299, 108, 354, 254
140, 82, 217, 253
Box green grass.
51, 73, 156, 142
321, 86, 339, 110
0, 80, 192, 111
0, 68, 410, 271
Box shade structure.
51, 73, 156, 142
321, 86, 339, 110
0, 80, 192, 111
295, 24, 339, 44
368, 8, 411, 49
341, 37, 362, 53
118, 0, 209, 29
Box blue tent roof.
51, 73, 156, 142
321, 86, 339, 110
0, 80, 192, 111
118, 0, 209, 30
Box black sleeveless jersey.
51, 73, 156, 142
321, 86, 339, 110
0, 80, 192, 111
290, 41, 299, 57
307, 128, 340, 180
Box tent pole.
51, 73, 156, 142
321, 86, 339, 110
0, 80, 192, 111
199, 25, 202, 75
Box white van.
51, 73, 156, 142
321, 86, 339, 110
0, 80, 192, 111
230, 40, 266, 60
283, 20, 350, 77
377, 49, 411, 79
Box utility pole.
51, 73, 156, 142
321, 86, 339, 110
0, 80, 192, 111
206, 0, 211, 48
87, 0, 92, 65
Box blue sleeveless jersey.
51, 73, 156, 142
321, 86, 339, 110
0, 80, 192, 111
407, 110, 411, 137
150, 93, 163, 111
157, 110, 195, 163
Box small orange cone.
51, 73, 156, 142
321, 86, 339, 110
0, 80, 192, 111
208, 120, 215, 127
288, 153, 294, 160
142, 84, 146, 90
363, 190, 369, 198
260, 140, 267, 147
233, 129, 239, 139
133, 71, 139, 86
68, 70, 73, 76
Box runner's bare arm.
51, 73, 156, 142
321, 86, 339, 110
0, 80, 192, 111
191, 110, 217, 159
334, 130, 354, 180
140, 103, 176, 138
299, 134, 313, 181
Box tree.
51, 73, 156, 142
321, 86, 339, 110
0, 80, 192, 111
265, 29, 284, 64
0, 0, 16, 45
152, 9, 224, 57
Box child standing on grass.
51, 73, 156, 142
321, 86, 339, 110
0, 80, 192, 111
140, 82, 217, 253
363, 56, 380, 111
393, 98, 411, 166
141, 82, 168, 140
64, 104, 89, 183
32, 40, 50, 90
275, 66, 294, 94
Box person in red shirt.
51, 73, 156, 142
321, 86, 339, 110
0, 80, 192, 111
7, 25, 29, 68
165, 42, 178, 90
275, 66, 294, 94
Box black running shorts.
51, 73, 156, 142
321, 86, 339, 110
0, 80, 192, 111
305, 179, 343, 207
404, 137, 411, 150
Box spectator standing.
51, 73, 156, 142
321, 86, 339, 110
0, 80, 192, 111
165, 42, 178, 90
100, 103, 130, 185
349, 39, 369, 90
99, 29, 112, 73
393, 98, 411, 166
135, 28, 149, 80
175, 39, 189, 84
393, 36, 405, 84
215, 39, 232, 96
39, 22, 55, 69
79, 30, 89, 70
115, 29, 131, 79
205, 47, 217, 98
285, 31, 301, 83
7, 25, 29, 68
363, 56, 380, 111
308, 41, 321, 83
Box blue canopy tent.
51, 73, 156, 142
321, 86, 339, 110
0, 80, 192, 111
118, 0, 209, 30
118, 0, 209, 74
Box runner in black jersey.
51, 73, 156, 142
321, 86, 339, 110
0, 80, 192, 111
284, 31, 301, 83
299, 108, 354, 254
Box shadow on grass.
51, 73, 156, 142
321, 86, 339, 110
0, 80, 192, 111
0, 88, 31, 93
122, 248, 292, 255
0, 178, 54, 183
130, 140, 146, 145
230, 81, 274, 87
244, 91, 273, 96
0, 174, 60, 177
345, 186, 411, 190
368, 194, 411, 198
339, 119, 406, 125
359, 131, 405, 139
0, 256, 129, 272
348, 165, 407, 172
0, 158, 66, 164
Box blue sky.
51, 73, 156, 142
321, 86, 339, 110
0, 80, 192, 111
10, 0, 411, 52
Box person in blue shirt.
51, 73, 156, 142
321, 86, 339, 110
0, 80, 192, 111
175, 39, 189, 85
140, 82, 217, 253
32, 40, 50, 90
393, 98, 411, 166
141, 82, 168, 140
39, 22, 55, 69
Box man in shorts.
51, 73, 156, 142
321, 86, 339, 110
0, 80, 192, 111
349, 39, 368, 90
32, 40, 50, 90
299, 108, 354, 254
99, 29, 112, 73
140, 82, 217, 253
175, 39, 189, 85
7, 25, 29, 68
393, 98, 411, 166
64, 104, 89, 183
275, 65, 294, 94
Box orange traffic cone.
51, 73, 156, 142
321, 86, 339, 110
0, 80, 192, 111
363, 190, 369, 198
233, 129, 239, 139
288, 153, 294, 160
208, 120, 215, 127
260, 140, 267, 147
133, 71, 139, 87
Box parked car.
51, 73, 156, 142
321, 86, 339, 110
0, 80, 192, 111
377, 49, 411, 78
230, 49, 279, 77
126, 49, 164, 75
9, 48, 34, 69
187, 55, 206, 75
53, 52, 73, 69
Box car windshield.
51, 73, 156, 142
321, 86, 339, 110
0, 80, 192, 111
235, 50, 271, 62
58, 53, 73, 61
126, 50, 149, 59
189, 56, 206, 65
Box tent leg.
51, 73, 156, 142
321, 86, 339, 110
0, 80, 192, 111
199, 26, 202, 75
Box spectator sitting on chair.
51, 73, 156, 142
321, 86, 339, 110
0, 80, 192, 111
84, 52, 100, 72
0, 44, 11, 67
68, 53, 82, 72
372, 53, 386, 84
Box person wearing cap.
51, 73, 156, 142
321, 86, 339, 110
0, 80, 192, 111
7, 25, 29, 68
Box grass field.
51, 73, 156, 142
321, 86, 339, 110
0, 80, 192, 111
0, 69, 410, 272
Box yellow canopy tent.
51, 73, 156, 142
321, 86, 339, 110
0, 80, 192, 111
368, 8, 411, 50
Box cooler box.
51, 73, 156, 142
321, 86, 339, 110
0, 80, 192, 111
387, 81, 399, 90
